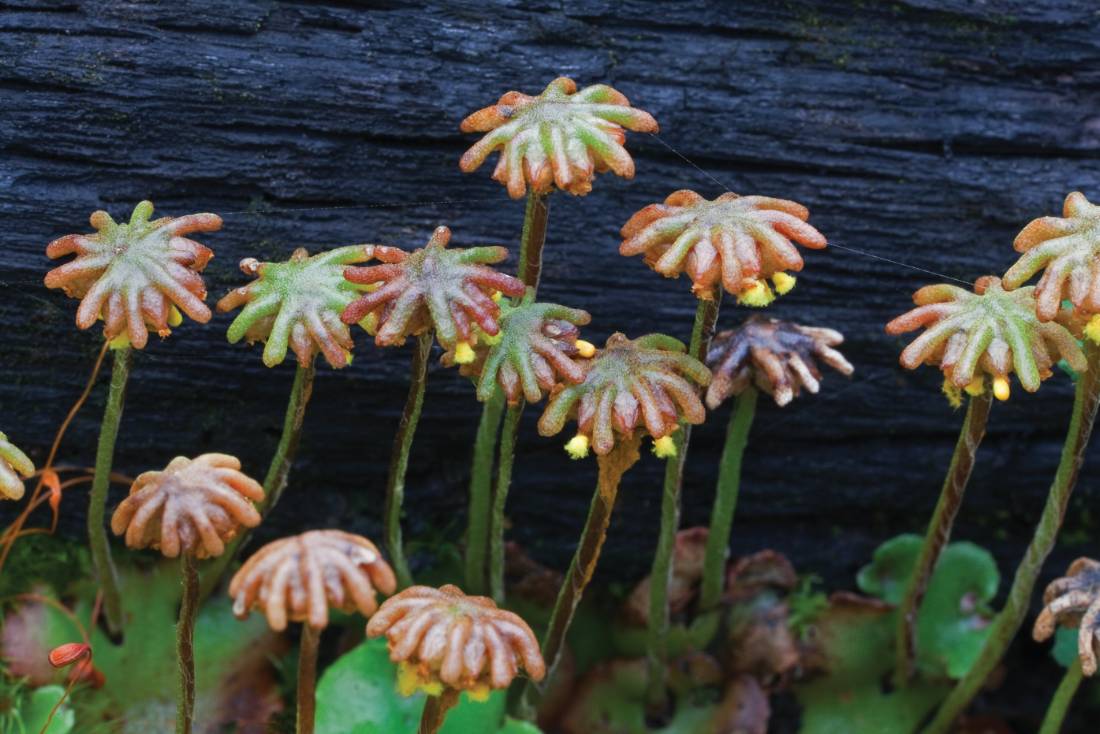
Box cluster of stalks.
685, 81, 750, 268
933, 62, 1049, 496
882, 192, 1100, 733
454, 77, 856, 723
16, 73, 1100, 734
15, 75, 856, 731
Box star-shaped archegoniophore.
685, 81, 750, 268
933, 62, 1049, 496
230, 530, 397, 631
459, 76, 659, 198
0, 432, 34, 501
44, 201, 221, 348
340, 226, 525, 352
110, 453, 264, 559
619, 189, 827, 302
1033, 557, 1100, 676
366, 584, 545, 697
538, 333, 711, 458
885, 276, 1086, 402
217, 246, 375, 368
1005, 191, 1100, 323
457, 289, 593, 405
706, 316, 854, 409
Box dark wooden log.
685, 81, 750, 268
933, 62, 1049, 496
2, 1, 1099, 727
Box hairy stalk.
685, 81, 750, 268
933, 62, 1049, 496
699, 388, 759, 612
258, 363, 317, 516
418, 690, 459, 734
88, 346, 132, 635
465, 189, 550, 598
177, 554, 199, 734
645, 296, 721, 707
464, 389, 505, 594
201, 362, 315, 599
489, 403, 523, 602
519, 434, 643, 718
386, 332, 433, 589
895, 391, 992, 687
925, 341, 1100, 734
297, 624, 320, 734
1039, 658, 1083, 734
517, 190, 550, 289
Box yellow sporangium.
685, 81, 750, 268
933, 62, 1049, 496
942, 378, 963, 409
992, 376, 1010, 401
943, 375, 989, 408
1085, 314, 1100, 345
736, 279, 775, 308
396, 661, 444, 698
772, 272, 796, 295
964, 376, 985, 397
565, 434, 590, 460
574, 339, 596, 358
453, 341, 476, 364
466, 682, 491, 702
652, 435, 677, 458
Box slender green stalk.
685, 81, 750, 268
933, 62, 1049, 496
88, 345, 132, 635
258, 363, 316, 516
177, 554, 199, 734
925, 341, 1100, 734
297, 624, 320, 734
699, 388, 758, 612
463, 389, 505, 594
517, 191, 550, 289
644, 445, 686, 708
418, 690, 459, 734
489, 403, 523, 602
386, 332, 434, 589
645, 296, 721, 707
464, 190, 550, 599
1039, 658, 1083, 734
895, 391, 992, 687
519, 434, 642, 718
200, 362, 315, 599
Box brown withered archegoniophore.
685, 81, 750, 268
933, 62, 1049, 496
619, 190, 827, 302
340, 226, 525, 354
459, 76, 659, 198
0, 432, 34, 501
229, 530, 397, 632
110, 453, 264, 559
43, 200, 221, 348
366, 583, 545, 696
1004, 191, 1100, 322
885, 276, 1086, 402
217, 246, 376, 369
706, 316, 853, 409
537, 332, 711, 458
1033, 557, 1100, 676
450, 288, 594, 405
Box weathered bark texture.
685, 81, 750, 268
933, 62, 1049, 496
2, 1, 1100, 728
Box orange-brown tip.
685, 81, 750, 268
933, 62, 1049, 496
49, 642, 91, 668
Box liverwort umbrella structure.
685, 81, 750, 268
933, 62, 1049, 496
44, 200, 223, 634
341, 226, 524, 588
111, 453, 264, 734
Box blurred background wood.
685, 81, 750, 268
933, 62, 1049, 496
2, 1, 1099, 727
